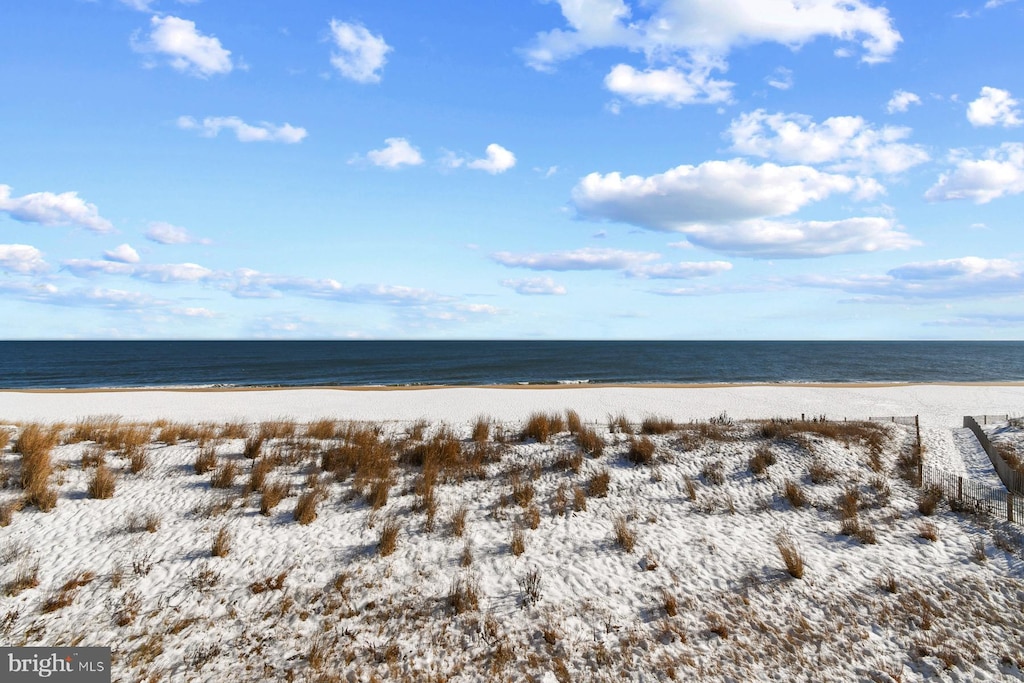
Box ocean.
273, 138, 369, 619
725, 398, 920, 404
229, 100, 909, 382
0, 341, 1022, 389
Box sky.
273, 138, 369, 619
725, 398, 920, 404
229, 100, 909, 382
1, 0, 1023, 340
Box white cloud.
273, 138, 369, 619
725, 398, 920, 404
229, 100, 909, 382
572, 158, 883, 230
525, 0, 901, 72
886, 89, 921, 113
329, 20, 391, 84
132, 15, 232, 78
104, 244, 140, 264
363, 138, 424, 168
119, 0, 156, 10
925, 143, 1024, 203
726, 110, 929, 174
467, 144, 517, 174
680, 217, 918, 258
966, 87, 1023, 127
144, 222, 210, 245
801, 256, 1024, 299
500, 277, 568, 295
177, 116, 307, 143
0, 184, 113, 234
492, 247, 661, 271
0, 244, 48, 275
985, 0, 1015, 8
604, 61, 733, 106
63, 258, 212, 283
766, 67, 794, 91
626, 261, 733, 278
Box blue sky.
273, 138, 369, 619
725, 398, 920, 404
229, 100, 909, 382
1, 0, 1023, 339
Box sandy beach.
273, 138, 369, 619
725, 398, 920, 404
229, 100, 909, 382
1, 385, 1023, 681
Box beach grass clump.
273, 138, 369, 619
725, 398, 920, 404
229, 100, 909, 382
627, 436, 656, 465
293, 489, 320, 525
87, 464, 116, 499
918, 521, 939, 542
552, 448, 584, 473
608, 413, 633, 435
127, 450, 148, 474
4, 562, 40, 597
521, 412, 565, 443
447, 575, 480, 614
588, 468, 611, 498
775, 531, 804, 579
641, 416, 677, 435
575, 425, 605, 456
16, 425, 58, 512
0, 428, 11, 451
510, 527, 527, 556
450, 505, 468, 537
783, 480, 808, 508
378, 518, 400, 556
305, 418, 337, 440
701, 460, 726, 485
918, 484, 943, 516
565, 409, 583, 435
808, 458, 837, 484
194, 446, 217, 475
573, 485, 587, 512
211, 525, 232, 557
218, 421, 249, 440
613, 516, 636, 553
260, 479, 289, 516
210, 461, 238, 489
748, 444, 776, 477
510, 473, 535, 508
472, 415, 491, 443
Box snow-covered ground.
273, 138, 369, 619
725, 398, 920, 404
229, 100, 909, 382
1, 388, 1023, 681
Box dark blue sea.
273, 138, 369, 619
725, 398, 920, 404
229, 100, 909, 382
0, 341, 1022, 389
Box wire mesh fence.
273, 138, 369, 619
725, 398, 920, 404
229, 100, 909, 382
964, 416, 1024, 495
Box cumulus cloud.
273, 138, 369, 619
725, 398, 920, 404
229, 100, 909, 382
362, 138, 424, 168
604, 61, 733, 106
63, 258, 213, 283
681, 217, 918, 258
144, 222, 210, 245
329, 19, 391, 84
800, 256, 1024, 300
103, 244, 140, 264
177, 116, 307, 143
0, 184, 113, 234
572, 158, 883, 229
500, 277, 568, 295
467, 144, 517, 174
967, 86, 1022, 127
492, 247, 661, 271
132, 15, 233, 77
0, 244, 48, 275
886, 89, 921, 114
925, 143, 1024, 203
524, 0, 901, 93
726, 110, 929, 174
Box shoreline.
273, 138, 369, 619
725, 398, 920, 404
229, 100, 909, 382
4, 379, 1024, 394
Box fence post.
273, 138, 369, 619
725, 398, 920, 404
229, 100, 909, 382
1010, 493, 1015, 524
958, 476, 963, 502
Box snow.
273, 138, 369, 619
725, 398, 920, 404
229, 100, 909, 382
1, 386, 1023, 681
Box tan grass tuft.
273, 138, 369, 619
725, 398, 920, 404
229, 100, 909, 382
613, 516, 636, 552
572, 484, 587, 512
641, 416, 677, 435
218, 421, 249, 440
575, 425, 605, 456
510, 527, 526, 556
588, 468, 611, 498
783, 479, 808, 508
608, 413, 633, 434
525, 504, 541, 530
472, 415, 491, 443
245, 457, 275, 495
460, 540, 474, 567
918, 484, 943, 516
447, 575, 480, 614
260, 479, 289, 516
521, 412, 565, 443
378, 518, 400, 556
700, 460, 726, 485
775, 531, 804, 579
661, 589, 678, 617
293, 489, 320, 525
450, 505, 468, 537
128, 450, 148, 474
211, 525, 232, 557
305, 418, 337, 440
87, 464, 116, 499
210, 460, 238, 489
808, 458, 837, 484
627, 436, 656, 465
4, 562, 40, 596
565, 409, 583, 434
194, 446, 217, 475
748, 444, 776, 477
917, 521, 938, 542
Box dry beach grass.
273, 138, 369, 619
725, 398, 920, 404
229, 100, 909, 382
0, 409, 1022, 681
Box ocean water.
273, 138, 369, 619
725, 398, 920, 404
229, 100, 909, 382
0, 341, 1022, 389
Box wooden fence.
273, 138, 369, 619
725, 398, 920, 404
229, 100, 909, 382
923, 464, 1024, 524
963, 416, 1024, 495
